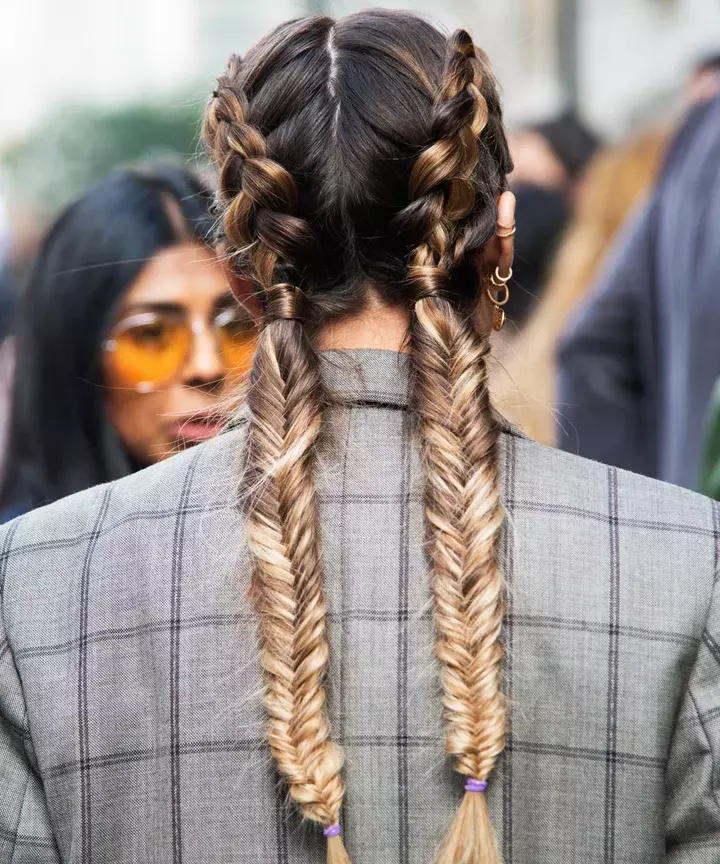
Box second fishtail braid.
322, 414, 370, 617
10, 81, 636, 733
406, 30, 506, 864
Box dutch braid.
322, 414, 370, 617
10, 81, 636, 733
204, 56, 351, 864
404, 31, 506, 864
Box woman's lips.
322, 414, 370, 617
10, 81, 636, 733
169, 414, 226, 445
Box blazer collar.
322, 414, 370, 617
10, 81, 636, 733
230, 349, 523, 437
320, 349, 411, 408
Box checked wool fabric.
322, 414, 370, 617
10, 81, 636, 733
1, 349, 719, 863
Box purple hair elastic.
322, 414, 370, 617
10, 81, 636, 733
464, 778, 488, 793
324, 824, 342, 838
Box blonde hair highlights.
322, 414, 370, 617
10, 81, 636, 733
204, 15, 511, 864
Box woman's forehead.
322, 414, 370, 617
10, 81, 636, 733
120, 243, 230, 311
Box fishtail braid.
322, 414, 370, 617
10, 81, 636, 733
403, 30, 507, 864
204, 56, 351, 864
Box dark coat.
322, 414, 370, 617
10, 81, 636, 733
557, 97, 720, 489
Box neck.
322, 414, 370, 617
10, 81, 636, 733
317, 290, 411, 353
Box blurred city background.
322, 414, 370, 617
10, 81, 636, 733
2, 0, 719, 209
1, 0, 720, 520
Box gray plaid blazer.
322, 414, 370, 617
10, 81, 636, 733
1, 349, 719, 864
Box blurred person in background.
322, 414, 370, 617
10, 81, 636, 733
557, 95, 720, 488
506, 110, 600, 325
493, 127, 666, 443
0, 165, 256, 521
493, 49, 719, 446
687, 51, 720, 104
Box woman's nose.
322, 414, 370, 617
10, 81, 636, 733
183, 321, 225, 388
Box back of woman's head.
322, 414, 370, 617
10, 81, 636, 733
205, 11, 510, 316
2, 165, 213, 509
203, 11, 511, 863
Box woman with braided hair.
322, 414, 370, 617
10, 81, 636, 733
0, 11, 718, 864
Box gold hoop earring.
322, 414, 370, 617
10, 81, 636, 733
490, 265, 513, 287
486, 282, 510, 307
485, 267, 512, 332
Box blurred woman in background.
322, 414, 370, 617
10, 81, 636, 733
492, 128, 666, 443
0, 165, 256, 520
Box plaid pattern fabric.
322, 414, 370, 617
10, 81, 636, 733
1, 348, 719, 864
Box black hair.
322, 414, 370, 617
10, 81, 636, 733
696, 52, 720, 75
0, 165, 214, 512
533, 109, 601, 180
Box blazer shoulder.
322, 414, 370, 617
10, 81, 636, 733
0, 427, 248, 625
506, 431, 718, 540
505, 433, 718, 638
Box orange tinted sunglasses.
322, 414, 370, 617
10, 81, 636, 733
103, 304, 257, 391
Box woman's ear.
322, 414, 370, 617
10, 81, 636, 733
475, 191, 517, 334
495, 191, 516, 276
476, 190, 516, 279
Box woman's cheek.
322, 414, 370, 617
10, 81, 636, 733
105, 389, 172, 466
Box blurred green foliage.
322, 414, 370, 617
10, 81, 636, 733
0, 99, 208, 215
701, 380, 720, 500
